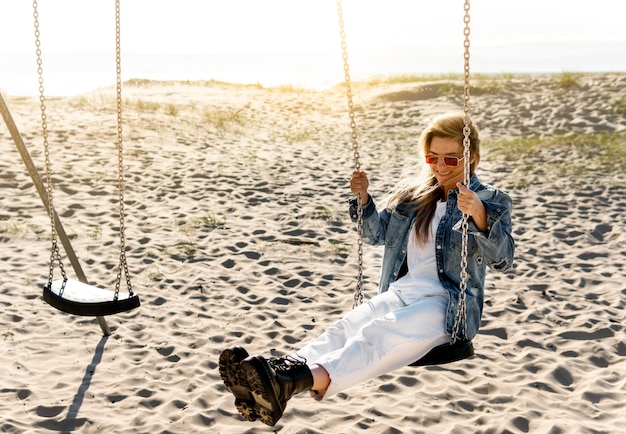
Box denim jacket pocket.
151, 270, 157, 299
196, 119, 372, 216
449, 222, 479, 255
385, 210, 411, 248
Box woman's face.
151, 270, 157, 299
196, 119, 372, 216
427, 136, 468, 191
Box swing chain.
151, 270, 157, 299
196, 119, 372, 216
336, 0, 364, 308
451, 0, 472, 343
33, 0, 132, 299
33, 0, 68, 289
114, 0, 134, 300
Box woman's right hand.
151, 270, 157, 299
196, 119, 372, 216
350, 170, 369, 205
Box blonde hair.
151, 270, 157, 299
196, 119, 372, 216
387, 112, 481, 244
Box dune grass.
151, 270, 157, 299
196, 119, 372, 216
353, 71, 625, 96
485, 131, 626, 172
612, 95, 626, 115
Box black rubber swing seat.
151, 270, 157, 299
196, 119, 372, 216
409, 340, 474, 367
43, 278, 140, 317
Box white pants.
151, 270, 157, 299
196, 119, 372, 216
296, 286, 450, 398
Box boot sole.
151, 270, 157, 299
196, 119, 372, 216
218, 346, 257, 422
241, 355, 285, 427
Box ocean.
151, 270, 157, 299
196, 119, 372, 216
2, 41, 625, 96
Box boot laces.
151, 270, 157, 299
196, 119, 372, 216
268, 354, 307, 373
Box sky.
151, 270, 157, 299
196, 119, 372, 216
1, 0, 624, 54
0, 1, 625, 93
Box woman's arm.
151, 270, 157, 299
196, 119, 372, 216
456, 182, 488, 232
348, 171, 390, 246
474, 190, 515, 272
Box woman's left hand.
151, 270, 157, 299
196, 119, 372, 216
456, 182, 488, 232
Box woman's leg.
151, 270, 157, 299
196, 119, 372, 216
310, 363, 331, 391
312, 293, 449, 398
239, 292, 410, 427
296, 290, 406, 364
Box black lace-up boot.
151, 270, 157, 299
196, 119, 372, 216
218, 346, 257, 422
241, 355, 313, 427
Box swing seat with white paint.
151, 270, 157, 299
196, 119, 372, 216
32, 0, 139, 324
43, 278, 140, 317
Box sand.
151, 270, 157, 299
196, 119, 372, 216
1, 73, 625, 433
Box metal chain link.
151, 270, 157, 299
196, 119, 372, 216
336, 0, 364, 308
33, 0, 68, 291
451, 0, 472, 343
114, 0, 134, 299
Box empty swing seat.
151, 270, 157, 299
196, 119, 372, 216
409, 340, 474, 367
43, 278, 140, 317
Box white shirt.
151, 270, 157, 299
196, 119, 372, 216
388, 200, 448, 301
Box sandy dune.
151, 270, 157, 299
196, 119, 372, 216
1, 73, 625, 433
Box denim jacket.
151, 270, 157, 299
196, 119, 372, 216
349, 174, 515, 341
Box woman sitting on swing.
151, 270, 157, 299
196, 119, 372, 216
219, 111, 515, 427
